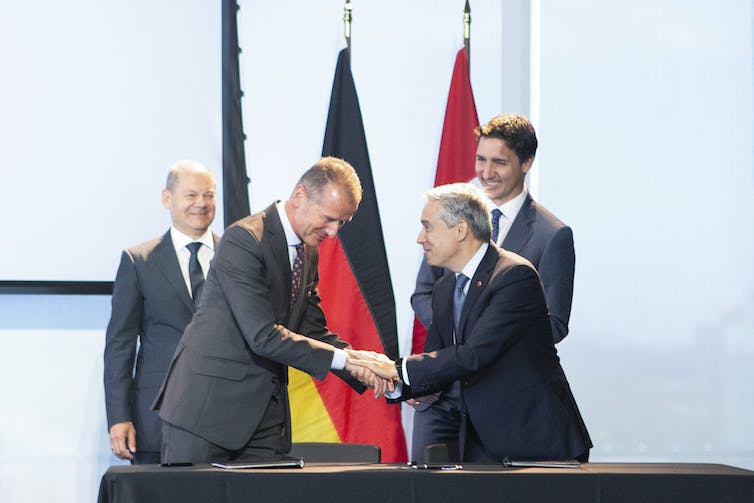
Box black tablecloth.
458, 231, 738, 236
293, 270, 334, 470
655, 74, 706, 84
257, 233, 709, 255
97, 462, 754, 503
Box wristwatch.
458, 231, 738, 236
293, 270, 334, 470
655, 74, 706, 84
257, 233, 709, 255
395, 357, 404, 382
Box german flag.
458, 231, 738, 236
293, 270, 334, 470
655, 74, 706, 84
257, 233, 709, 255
288, 48, 407, 463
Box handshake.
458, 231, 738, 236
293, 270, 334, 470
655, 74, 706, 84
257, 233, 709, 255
344, 349, 399, 398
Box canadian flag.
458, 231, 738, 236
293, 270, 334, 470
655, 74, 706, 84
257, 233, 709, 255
411, 47, 480, 354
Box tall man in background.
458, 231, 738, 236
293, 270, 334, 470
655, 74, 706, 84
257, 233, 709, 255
154, 157, 386, 464
104, 160, 218, 464
410, 113, 576, 462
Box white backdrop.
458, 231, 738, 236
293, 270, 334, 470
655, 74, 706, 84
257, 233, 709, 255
538, 0, 754, 467
0, 1, 753, 502
0, 0, 223, 282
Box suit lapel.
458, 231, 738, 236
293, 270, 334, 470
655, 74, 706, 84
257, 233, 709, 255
502, 194, 535, 253
434, 272, 456, 348
152, 231, 195, 313
265, 205, 301, 322
457, 246, 499, 343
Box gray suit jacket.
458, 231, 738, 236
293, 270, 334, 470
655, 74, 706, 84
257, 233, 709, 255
411, 194, 575, 343
103, 230, 219, 453
154, 203, 365, 451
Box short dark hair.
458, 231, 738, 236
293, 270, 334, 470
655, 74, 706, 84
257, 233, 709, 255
297, 157, 363, 207
475, 113, 538, 163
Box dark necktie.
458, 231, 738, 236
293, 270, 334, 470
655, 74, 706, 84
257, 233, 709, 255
186, 242, 205, 306
453, 273, 469, 341
490, 208, 503, 244
290, 243, 304, 308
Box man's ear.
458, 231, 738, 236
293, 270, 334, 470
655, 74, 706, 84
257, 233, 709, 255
161, 189, 171, 209
521, 156, 534, 174
289, 183, 307, 207
455, 220, 470, 241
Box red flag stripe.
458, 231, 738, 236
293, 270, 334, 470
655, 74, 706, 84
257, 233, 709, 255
317, 238, 407, 462
411, 47, 479, 351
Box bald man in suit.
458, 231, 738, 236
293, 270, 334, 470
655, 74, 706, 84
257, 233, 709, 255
104, 160, 219, 464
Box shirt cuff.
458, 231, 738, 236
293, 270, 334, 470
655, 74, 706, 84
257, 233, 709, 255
401, 358, 410, 386
330, 348, 347, 370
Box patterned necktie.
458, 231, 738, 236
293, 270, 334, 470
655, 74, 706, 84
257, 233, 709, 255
453, 273, 469, 341
290, 243, 304, 308
490, 208, 503, 244
186, 242, 204, 306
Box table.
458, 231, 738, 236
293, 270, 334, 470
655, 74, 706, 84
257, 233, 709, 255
97, 462, 754, 503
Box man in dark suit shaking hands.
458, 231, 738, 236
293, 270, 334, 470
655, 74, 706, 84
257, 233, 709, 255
410, 114, 577, 462
350, 183, 591, 462
154, 157, 385, 464
104, 160, 218, 464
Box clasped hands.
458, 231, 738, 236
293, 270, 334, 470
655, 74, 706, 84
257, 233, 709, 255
344, 349, 399, 398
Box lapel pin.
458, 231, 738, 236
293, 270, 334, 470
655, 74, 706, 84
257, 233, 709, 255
476, 280, 483, 287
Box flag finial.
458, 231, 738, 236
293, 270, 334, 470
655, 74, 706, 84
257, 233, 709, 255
344, 1, 353, 53
464, 0, 471, 65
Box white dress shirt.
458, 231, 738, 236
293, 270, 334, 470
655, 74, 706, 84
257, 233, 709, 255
490, 189, 528, 246
276, 200, 347, 370
169, 227, 215, 299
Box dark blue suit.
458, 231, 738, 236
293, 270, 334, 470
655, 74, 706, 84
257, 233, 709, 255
412, 193, 574, 343
410, 194, 576, 461
103, 230, 218, 463
402, 245, 591, 462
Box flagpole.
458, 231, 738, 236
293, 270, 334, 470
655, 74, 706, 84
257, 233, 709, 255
344, 0, 353, 57
464, 0, 471, 67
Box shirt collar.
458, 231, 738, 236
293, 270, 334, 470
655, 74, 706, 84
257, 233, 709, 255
170, 226, 215, 252
276, 200, 301, 248
459, 242, 489, 282
491, 188, 528, 220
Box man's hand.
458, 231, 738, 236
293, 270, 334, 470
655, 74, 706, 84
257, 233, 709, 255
109, 422, 136, 460
345, 350, 396, 397
346, 349, 398, 381
406, 392, 441, 408
345, 349, 392, 365
347, 365, 394, 397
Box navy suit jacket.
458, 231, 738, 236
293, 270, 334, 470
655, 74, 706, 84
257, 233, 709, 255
103, 230, 219, 453
412, 193, 575, 343
154, 204, 365, 451
402, 245, 591, 461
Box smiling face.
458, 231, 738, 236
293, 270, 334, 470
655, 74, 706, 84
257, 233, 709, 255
288, 182, 357, 247
417, 199, 465, 271
474, 136, 532, 206
162, 170, 216, 239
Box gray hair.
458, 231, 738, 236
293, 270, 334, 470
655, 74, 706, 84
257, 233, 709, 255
165, 160, 216, 192
423, 183, 491, 242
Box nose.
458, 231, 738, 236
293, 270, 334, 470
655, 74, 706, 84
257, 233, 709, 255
417, 229, 426, 244
476, 160, 492, 180
325, 221, 341, 238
